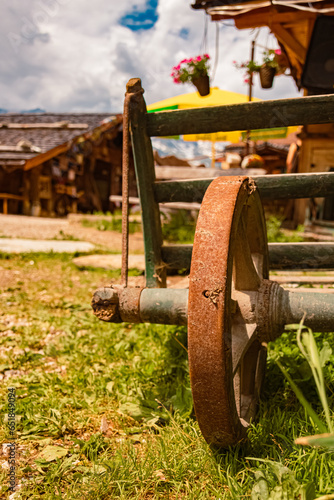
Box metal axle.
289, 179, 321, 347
92, 282, 334, 340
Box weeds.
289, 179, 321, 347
161, 210, 197, 244
82, 216, 141, 234
266, 215, 304, 243
0, 253, 333, 498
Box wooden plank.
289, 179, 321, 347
0, 194, 24, 200
274, 275, 334, 284
109, 194, 201, 211
234, 9, 316, 30
128, 78, 166, 288
154, 173, 334, 204
24, 143, 69, 170
146, 94, 334, 138
162, 242, 334, 271
257, 172, 334, 200
0, 123, 89, 130
269, 242, 334, 269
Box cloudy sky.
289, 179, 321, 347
1, 0, 302, 113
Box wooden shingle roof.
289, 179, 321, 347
0, 113, 118, 167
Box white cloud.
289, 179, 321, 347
0, 0, 301, 112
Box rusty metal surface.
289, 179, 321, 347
188, 176, 269, 448
91, 287, 121, 322
119, 286, 143, 323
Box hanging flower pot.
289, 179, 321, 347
171, 55, 211, 96
234, 49, 287, 89
192, 74, 210, 96
259, 64, 276, 89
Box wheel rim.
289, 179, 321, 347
188, 176, 269, 447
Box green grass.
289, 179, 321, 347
0, 254, 334, 498
266, 216, 304, 243
81, 211, 304, 246
81, 213, 141, 235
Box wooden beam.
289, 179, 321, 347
128, 78, 166, 288
0, 194, 24, 200
24, 143, 69, 170
146, 94, 334, 138
235, 8, 315, 30
0, 122, 89, 130
271, 23, 307, 64
154, 172, 334, 204
161, 242, 334, 271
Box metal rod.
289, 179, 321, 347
92, 286, 334, 332
139, 288, 188, 325
245, 39, 255, 156
154, 172, 334, 204
282, 289, 334, 332
121, 92, 131, 287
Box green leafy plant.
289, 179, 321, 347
233, 49, 286, 85
275, 319, 334, 437
171, 54, 210, 85
266, 215, 304, 243
161, 210, 197, 244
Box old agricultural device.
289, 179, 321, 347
92, 78, 334, 448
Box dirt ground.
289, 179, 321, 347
0, 214, 144, 253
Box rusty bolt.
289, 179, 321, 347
91, 287, 121, 323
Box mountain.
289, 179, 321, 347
21, 108, 46, 113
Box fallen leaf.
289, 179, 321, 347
38, 445, 68, 462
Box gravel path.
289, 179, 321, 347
0, 214, 144, 253
0, 238, 95, 253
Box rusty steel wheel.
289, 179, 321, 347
188, 176, 269, 448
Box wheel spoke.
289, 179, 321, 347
233, 214, 261, 291
232, 319, 257, 375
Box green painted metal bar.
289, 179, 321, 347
127, 78, 166, 288
154, 173, 334, 204
162, 243, 334, 271
140, 288, 188, 325
125, 287, 334, 331
283, 290, 334, 332
146, 94, 334, 137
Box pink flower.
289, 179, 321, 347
275, 49, 281, 55
180, 59, 188, 64
244, 78, 250, 84
196, 55, 202, 62
232, 60, 237, 64
175, 64, 181, 70
173, 77, 181, 84
204, 53, 210, 59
